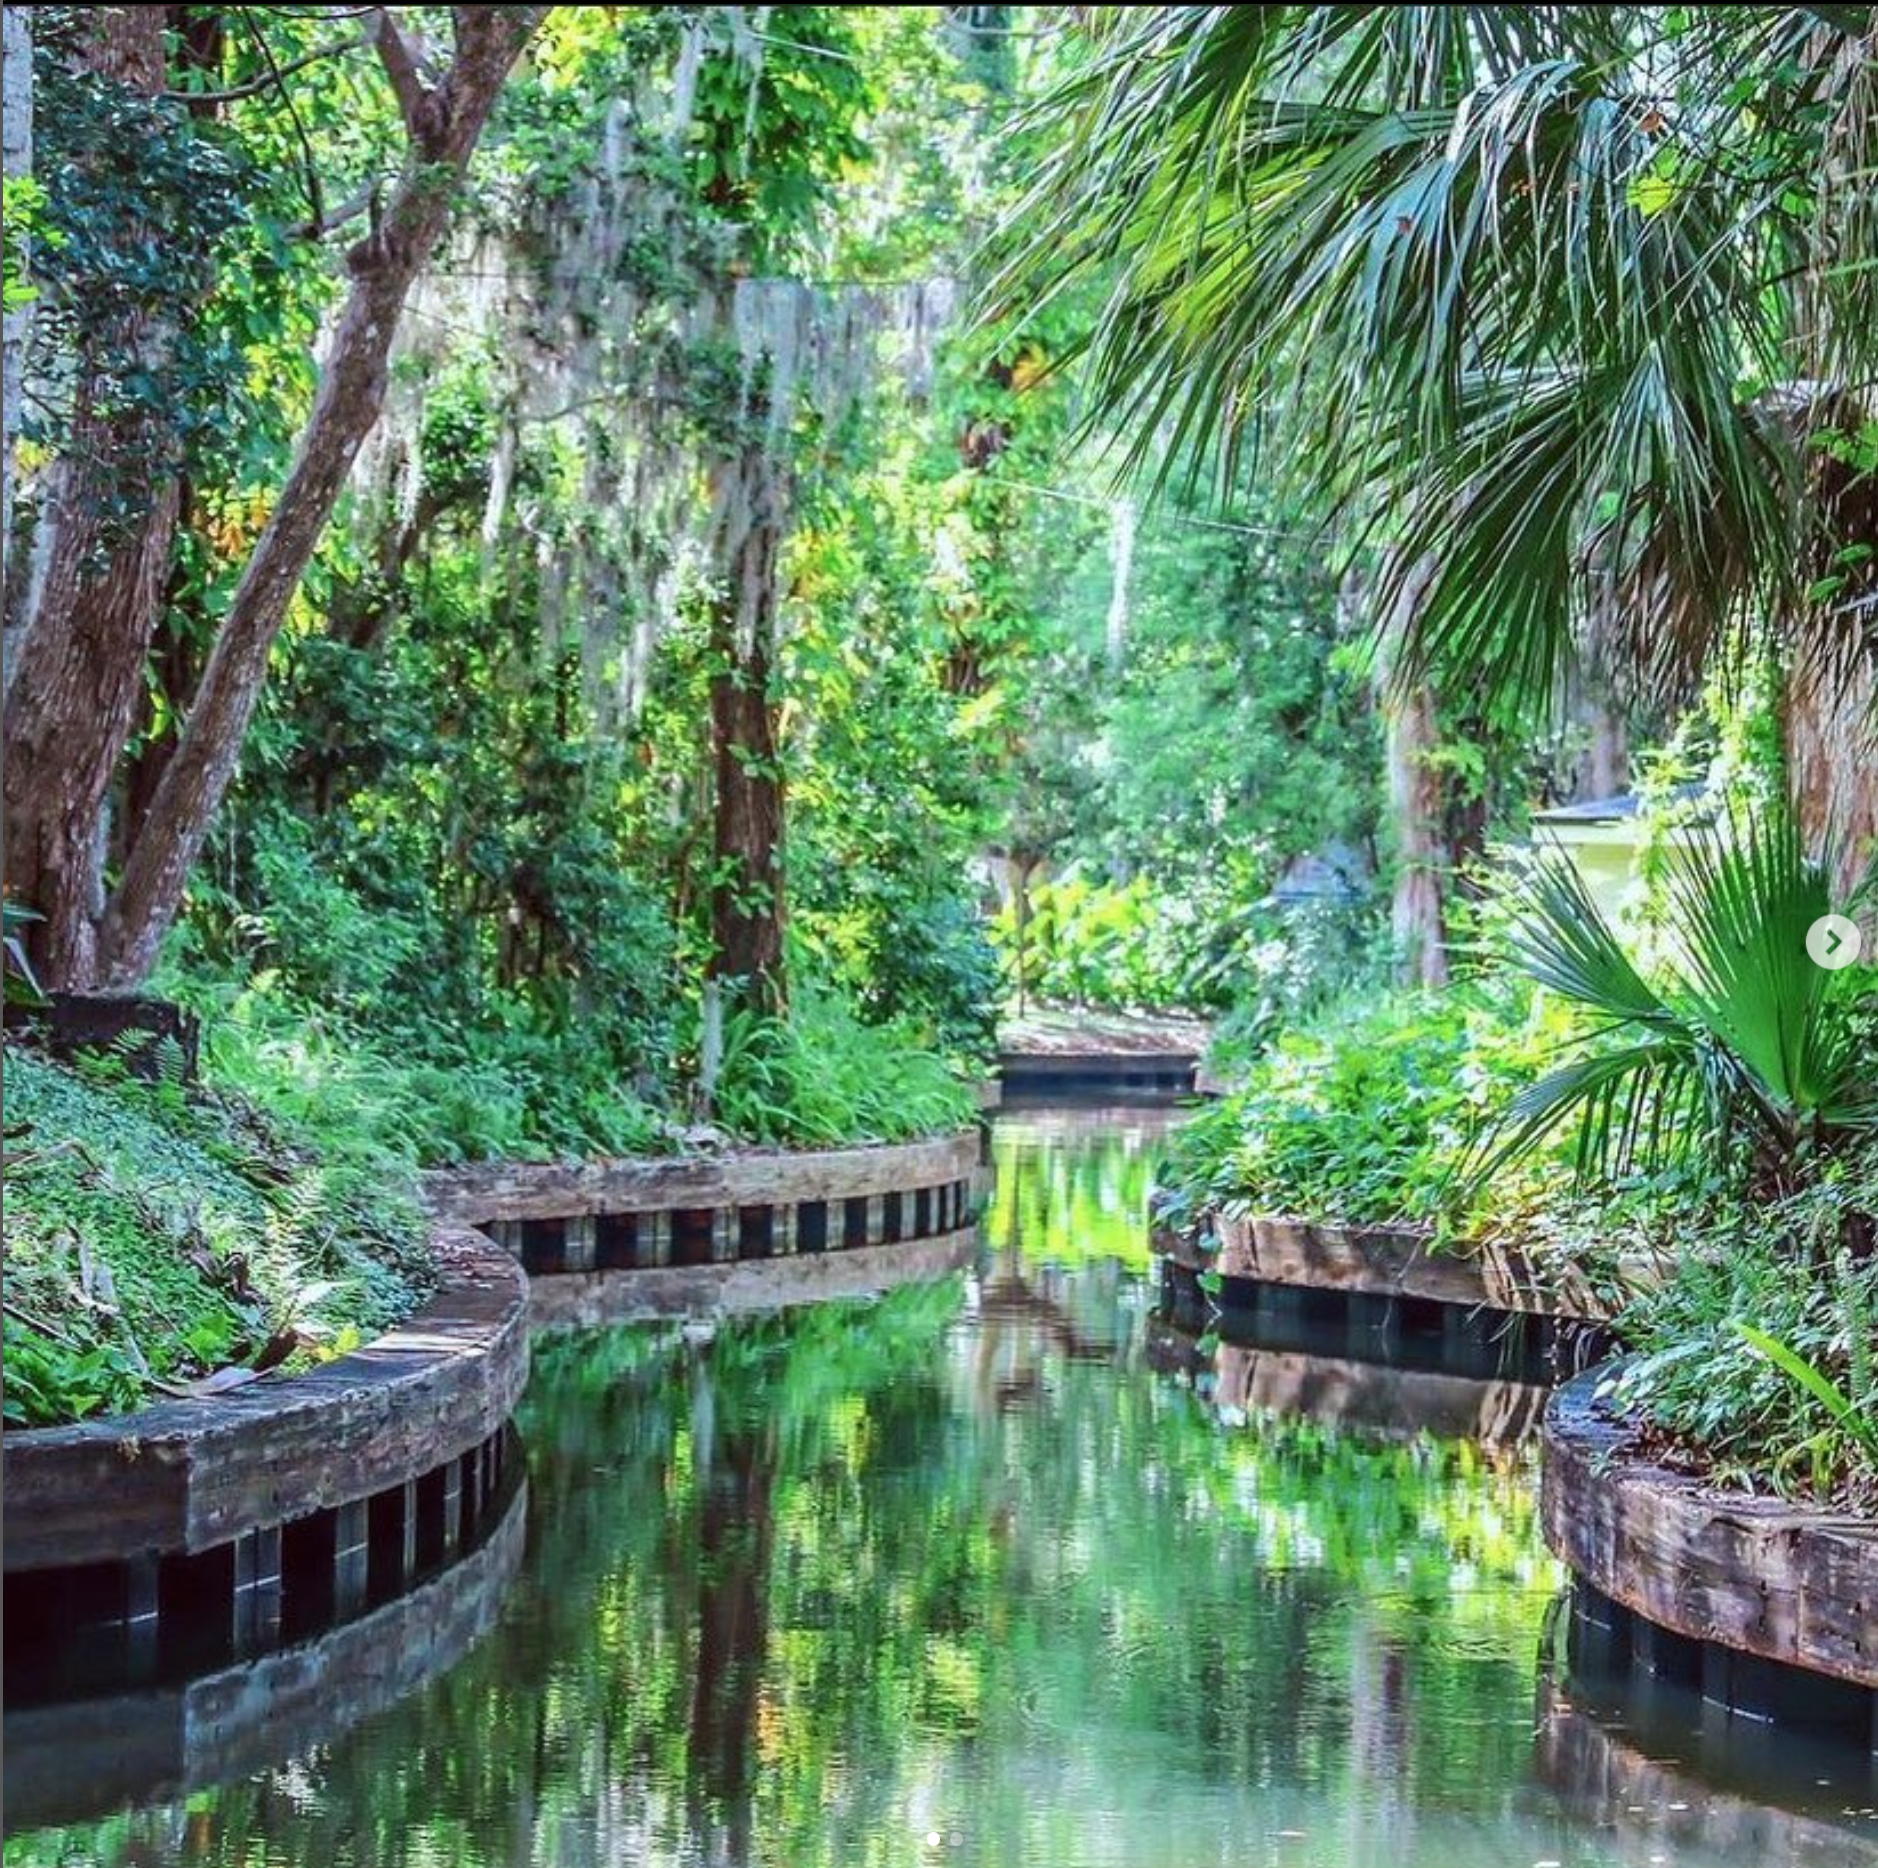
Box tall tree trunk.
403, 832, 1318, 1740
1, 6, 175, 987
97, 7, 543, 987
1788, 647, 1877, 906
1, 2, 32, 587
705, 435, 788, 1015
6, 478, 181, 984
1386, 680, 1451, 988
1573, 687, 1630, 802
118, 485, 204, 861
1376, 556, 1450, 988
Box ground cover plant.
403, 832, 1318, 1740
3, 1044, 431, 1427
1611, 1156, 1878, 1511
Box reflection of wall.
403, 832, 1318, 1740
1534, 1667, 1878, 1865
4, 1473, 529, 1834
1208, 1344, 1547, 1451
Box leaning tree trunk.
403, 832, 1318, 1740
1, 6, 177, 987
705, 435, 789, 1016
97, 7, 544, 987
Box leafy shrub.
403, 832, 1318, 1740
3, 1046, 432, 1427
1160, 981, 1579, 1231
992, 875, 1186, 1010
1610, 1151, 1878, 1509
855, 890, 1001, 1060
711, 984, 979, 1147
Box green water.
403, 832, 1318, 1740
9, 1110, 1875, 1866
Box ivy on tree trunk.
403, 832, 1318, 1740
706, 435, 789, 1017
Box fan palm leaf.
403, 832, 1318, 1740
1483, 796, 1878, 1186
989, 5, 1878, 735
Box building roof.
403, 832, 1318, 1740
1531, 783, 1704, 827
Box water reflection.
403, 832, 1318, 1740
1535, 1595, 1878, 1865
1146, 1312, 1550, 1451
8, 1108, 1870, 1866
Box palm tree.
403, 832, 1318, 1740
1484, 799, 1878, 1249
990, 7, 1877, 884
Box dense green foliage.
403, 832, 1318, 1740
1163, 985, 1559, 1229
1612, 1153, 1878, 1510
1163, 761, 1878, 1499
709, 986, 978, 1146
978, 476, 1394, 1019
151, 10, 1002, 1157
989, 874, 1383, 1019
4, 1046, 430, 1426
996, 7, 1878, 724
1489, 800, 1878, 1190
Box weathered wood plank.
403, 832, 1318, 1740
4, 1228, 529, 1574
996, 1048, 1198, 1075
1541, 1371, 1878, 1691
1205, 1213, 1598, 1319
425, 1130, 980, 1224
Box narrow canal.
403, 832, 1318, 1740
8, 1109, 1875, 1866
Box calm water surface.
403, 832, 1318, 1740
9, 1109, 1875, 1867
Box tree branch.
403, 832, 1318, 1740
372, 7, 435, 142
297, 176, 382, 243
236, 14, 326, 230
162, 32, 365, 105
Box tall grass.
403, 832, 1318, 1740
713, 987, 978, 1146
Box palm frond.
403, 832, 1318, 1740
986, 3, 1878, 730
1473, 1035, 1701, 1184
1499, 848, 1670, 1026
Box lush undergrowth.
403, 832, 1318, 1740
989, 873, 1383, 1021
1164, 977, 1877, 1504
3, 968, 977, 1429
3, 1045, 432, 1428
712, 989, 979, 1147
168, 967, 676, 1168
162, 964, 981, 1169
1609, 1157, 1878, 1513
1160, 983, 1574, 1230
1158, 805, 1878, 1507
